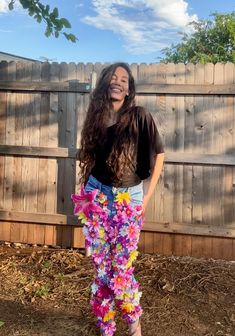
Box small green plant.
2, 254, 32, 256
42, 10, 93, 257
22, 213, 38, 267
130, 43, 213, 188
55, 272, 65, 284
35, 284, 50, 299
42, 260, 52, 269
0, 321, 5, 328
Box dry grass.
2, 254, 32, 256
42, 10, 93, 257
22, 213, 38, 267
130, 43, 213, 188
0, 243, 234, 336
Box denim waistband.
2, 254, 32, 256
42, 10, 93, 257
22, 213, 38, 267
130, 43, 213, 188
85, 175, 143, 210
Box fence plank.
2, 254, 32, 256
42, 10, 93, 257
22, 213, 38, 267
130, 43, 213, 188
0, 61, 8, 241
44, 62, 59, 246
163, 63, 175, 241
183, 63, 194, 227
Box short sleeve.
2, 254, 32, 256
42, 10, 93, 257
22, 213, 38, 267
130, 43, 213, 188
135, 107, 164, 180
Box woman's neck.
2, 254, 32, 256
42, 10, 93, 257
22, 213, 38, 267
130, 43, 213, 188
107, 109, 118, 127
112, 100, 123, 112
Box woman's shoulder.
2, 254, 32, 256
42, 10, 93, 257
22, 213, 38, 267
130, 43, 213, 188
134, 105, 152, 123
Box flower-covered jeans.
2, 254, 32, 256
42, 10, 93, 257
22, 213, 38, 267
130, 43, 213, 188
71, 175, 144, 336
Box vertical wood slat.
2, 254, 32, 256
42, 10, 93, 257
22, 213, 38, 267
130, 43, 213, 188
30, 62, 44, 245
174, 63, 185, 224
222, 63, 235, 258
73, 62, 93, 248
36, 62, 50, 245
162, 63, 175, 256
223, 63, 235, 226
57, 62, 78, 247
44, 62, 59, 246
0, 62, 8, 241
183, 64, 194, 226
153, 63, 166, 226
10, 63, 23, 242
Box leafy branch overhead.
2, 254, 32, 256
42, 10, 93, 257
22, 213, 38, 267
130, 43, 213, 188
161, 12, 235, 64
8, 0, 77, 42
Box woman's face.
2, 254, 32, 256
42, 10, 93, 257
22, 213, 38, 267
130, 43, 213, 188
109, 66, 129, 106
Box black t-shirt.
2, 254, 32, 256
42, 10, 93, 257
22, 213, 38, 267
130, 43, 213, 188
91, 106, 164, 187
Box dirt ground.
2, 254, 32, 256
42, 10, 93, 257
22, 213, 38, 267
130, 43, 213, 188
0, 243, 234, 336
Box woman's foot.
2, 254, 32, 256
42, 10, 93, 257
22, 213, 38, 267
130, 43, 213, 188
129, 319, 141, 336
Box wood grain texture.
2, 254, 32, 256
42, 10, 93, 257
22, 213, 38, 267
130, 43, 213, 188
0, 61, 234, 260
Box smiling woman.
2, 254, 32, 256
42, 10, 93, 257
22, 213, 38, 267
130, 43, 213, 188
109, 67, 129, 104
71, 62, 165, 336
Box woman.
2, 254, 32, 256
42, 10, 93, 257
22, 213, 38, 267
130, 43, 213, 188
72, 63, 164, 336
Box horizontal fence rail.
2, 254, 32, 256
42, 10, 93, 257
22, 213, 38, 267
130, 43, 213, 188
0, 80, 235, 95
1, 145, 235, 166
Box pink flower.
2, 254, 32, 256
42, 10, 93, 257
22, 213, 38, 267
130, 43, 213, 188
126, 239, 138, 252
71, 186, 103, 217
135, 204, 143, 212
127, 223, 138, 240
97, 285, 112, 299
111, 274, 126, 292
92, 301, 109, 317
115, 255, 128, 268
102, 322, 116, 336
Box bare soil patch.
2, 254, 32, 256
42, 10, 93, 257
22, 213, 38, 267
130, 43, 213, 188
0, 243, 234, 336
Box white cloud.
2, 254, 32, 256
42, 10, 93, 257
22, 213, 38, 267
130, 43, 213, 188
0, 0, 20, 13
0, 0, 10, 12
82, 0, 198, 54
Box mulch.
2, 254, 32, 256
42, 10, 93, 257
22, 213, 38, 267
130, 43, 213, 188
0, 243, 234, 336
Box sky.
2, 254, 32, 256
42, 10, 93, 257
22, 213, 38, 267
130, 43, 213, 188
0, 0, 234, 64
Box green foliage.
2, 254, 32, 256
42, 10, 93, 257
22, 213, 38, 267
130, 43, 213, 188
35, 283, 50, 298
8, 0, 77, 43
0, 321, 5, 328
161, 12, 235, 64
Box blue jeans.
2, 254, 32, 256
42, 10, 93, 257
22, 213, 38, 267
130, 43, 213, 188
84, 175, 144, 211
80, 175, 144, 332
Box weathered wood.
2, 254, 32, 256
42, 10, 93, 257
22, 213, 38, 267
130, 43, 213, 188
1, 81, 235, 95
174, 63, 185, 224
0, 61, 235, 260
213, 63, 225, 228
183, 64, 194, 225
0, 145, 77, 158
166, 153, 235, 165
0, 80, 91, 93
0, 61, 8, 241
143, 221, 235, 238
1, 146, 235, 166
0, 210, 79, 225
163, 63, 175, 227
136, 83, 235, 95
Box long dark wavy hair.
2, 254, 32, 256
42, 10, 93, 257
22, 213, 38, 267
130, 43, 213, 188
78, 62, 138, 185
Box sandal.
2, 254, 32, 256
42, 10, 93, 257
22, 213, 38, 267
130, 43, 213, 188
129, 319, 141, 336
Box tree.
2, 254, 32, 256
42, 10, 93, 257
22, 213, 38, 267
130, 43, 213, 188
161, 12, 235, 64
8, 0, 77, 42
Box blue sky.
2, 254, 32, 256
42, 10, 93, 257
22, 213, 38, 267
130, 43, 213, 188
0, 0, 234, 64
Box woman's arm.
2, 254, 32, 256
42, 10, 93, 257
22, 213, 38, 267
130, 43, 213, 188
143, 153, 165, 212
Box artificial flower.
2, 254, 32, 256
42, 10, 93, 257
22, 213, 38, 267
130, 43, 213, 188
103, 310, 115, 322
115, 191, 131, 204
71, 186, 103, 217
127, 223, 138, 240
78, 212, 87, 223
102, 322, 116, 336
121, 302, 135, 313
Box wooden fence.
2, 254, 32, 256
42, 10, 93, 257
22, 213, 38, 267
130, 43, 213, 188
0, 61, 235, 260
